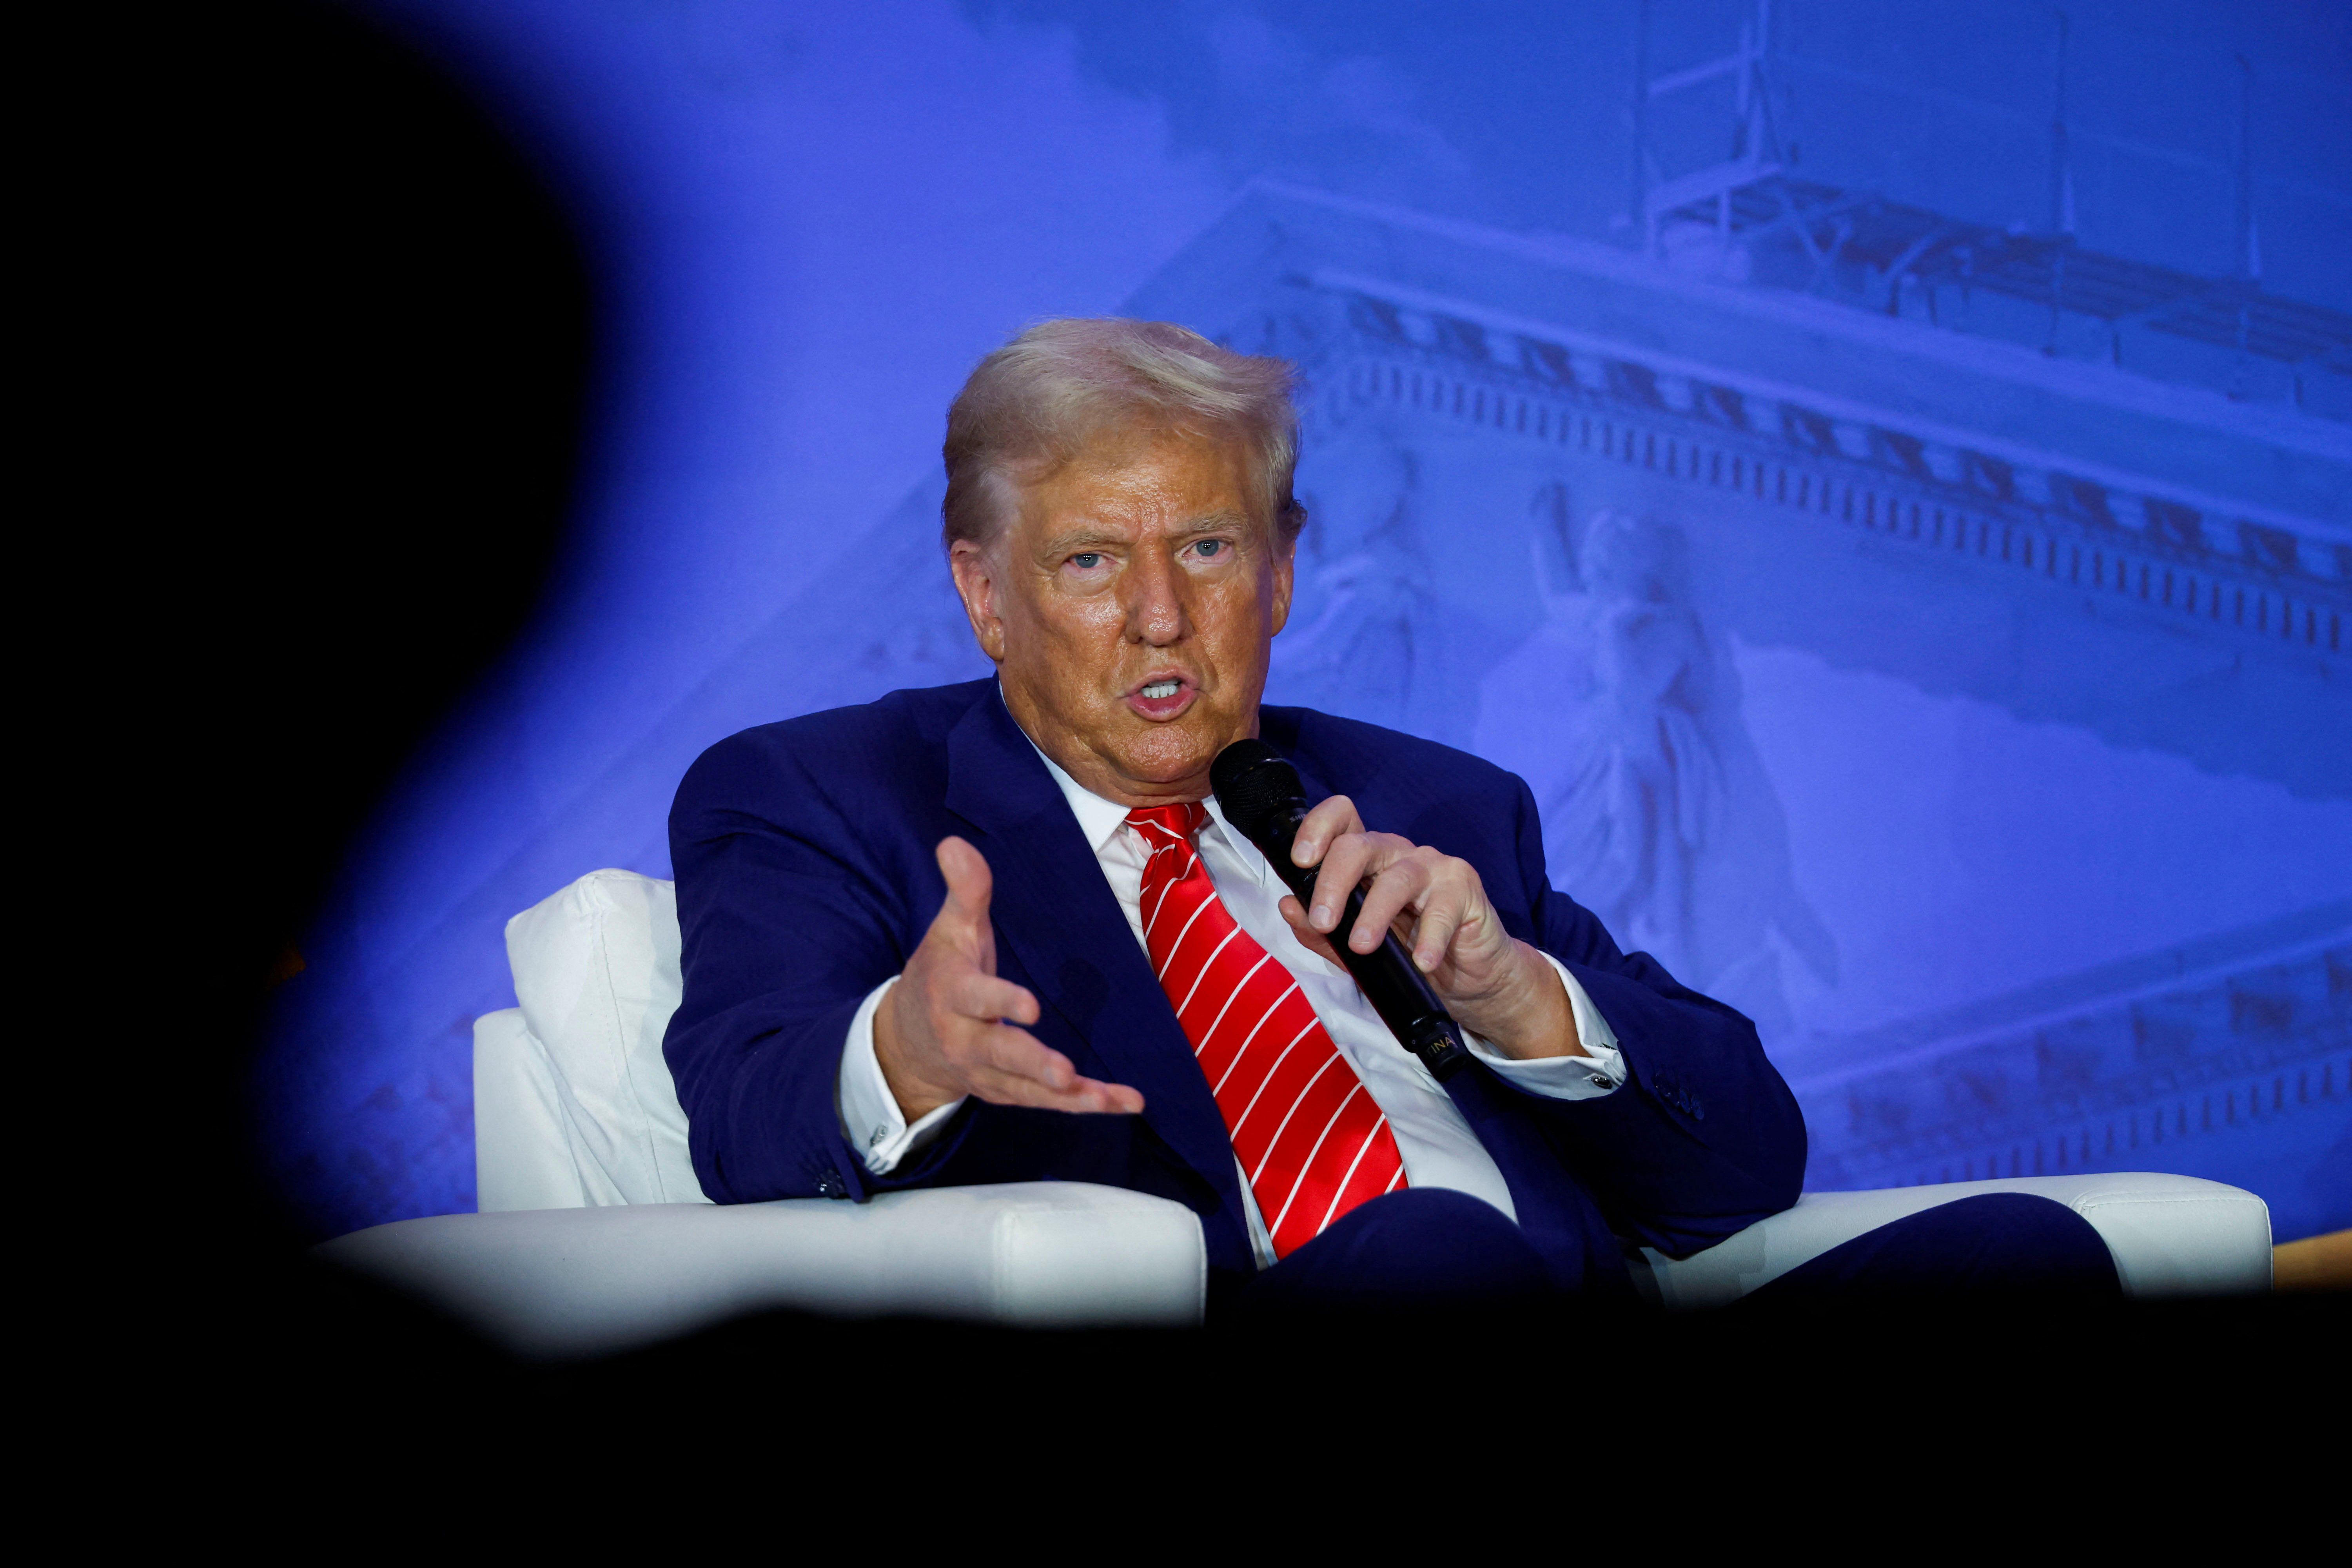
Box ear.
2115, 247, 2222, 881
1268, 523, 1297, 637
948, 538, 1008, 663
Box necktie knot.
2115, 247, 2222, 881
1125, 802, 1207, 849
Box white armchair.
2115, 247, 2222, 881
319, 870, 2274, 1357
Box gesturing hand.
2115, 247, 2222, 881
873, 836, 1146, 1122
1276, 797, 1584, 1062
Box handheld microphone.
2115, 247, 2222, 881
1210, 739, 1470, 1081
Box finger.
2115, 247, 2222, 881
971, 1067, 1146, 1115
970, 1021, 1087, 1093
943, 970, 1040, 1027
1069, 1077, 1147, 1114
1406, 884, 1469, 973
975, 1029, 1145, 1113
1278, 893, 1347, 969
1309, 830, 1415, 936
1289, 795, 1363, 870
1350, 852, 1437, 954
932, 835, 994, 932
1304, 830, 1371, 932
962, 1027, 1145, 1113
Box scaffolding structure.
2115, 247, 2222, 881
1630, 0, 2352, 412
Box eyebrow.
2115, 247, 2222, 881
1173, 509, 1252, 536
1037, 525, 1128, 554
1037, 510, 1253, 555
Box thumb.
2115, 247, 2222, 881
933, 835, 995, 941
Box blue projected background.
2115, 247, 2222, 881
260, 0, 2352, 1243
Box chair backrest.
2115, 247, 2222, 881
474, 869, 708, 1210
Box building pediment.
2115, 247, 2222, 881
1126, 181, 2352, 800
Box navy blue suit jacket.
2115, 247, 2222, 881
664, 679, 1806, 1291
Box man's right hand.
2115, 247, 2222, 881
872, 836, 1146, 1122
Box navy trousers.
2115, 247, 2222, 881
1240, 1189, 2120, 1312
1744, 1192, 2122, 1302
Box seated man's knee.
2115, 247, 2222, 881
1934, 1193, 2121, 1294
1243, 1189, 1551, 1312
1751, 1192, 2121, 1302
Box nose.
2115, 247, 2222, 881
1123, 547, 1190, 647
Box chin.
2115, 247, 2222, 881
1110, 719, 1222, 786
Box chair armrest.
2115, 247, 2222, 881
473, 1008, 592, 1212
1640, 1173, 2273, 1307
316, 1181, 1207, 1358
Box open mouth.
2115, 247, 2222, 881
1125, 674, 1197, 720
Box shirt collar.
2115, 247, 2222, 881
1006, 688, 1234, 855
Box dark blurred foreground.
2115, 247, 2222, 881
53, 0, 589, 1287
162, 1255, 2344, 1485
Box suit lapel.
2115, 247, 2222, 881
941, 692, 1245, 1216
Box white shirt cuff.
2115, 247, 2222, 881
837, 976, 966, 1174
1463, 951, 1626, 1100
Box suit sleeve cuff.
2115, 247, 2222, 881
1463, 951, 1627, 1100
837, 976, 966, 1174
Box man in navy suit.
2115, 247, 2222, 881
664, 318, 2117, 1306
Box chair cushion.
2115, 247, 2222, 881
500, 869, 706, 1206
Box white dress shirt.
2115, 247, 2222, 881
836, 740, 1627, 1268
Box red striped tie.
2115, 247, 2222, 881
1129, 803, 1406, 1259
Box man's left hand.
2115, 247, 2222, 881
1277, 795, 1584, 1062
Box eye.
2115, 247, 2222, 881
1069, 552, 1103, 570
1192, 539, 1227, 559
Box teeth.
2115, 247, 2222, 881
1142, 680, 1180, 699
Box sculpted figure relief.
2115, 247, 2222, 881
1474, 486, 1838, 1043
1267, 426, 1435, 737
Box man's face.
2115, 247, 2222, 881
950, 428, 1294, 807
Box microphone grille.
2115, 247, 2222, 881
1211, 739, 1305, 840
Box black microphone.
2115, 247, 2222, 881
1210, 739, 1471, 1081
